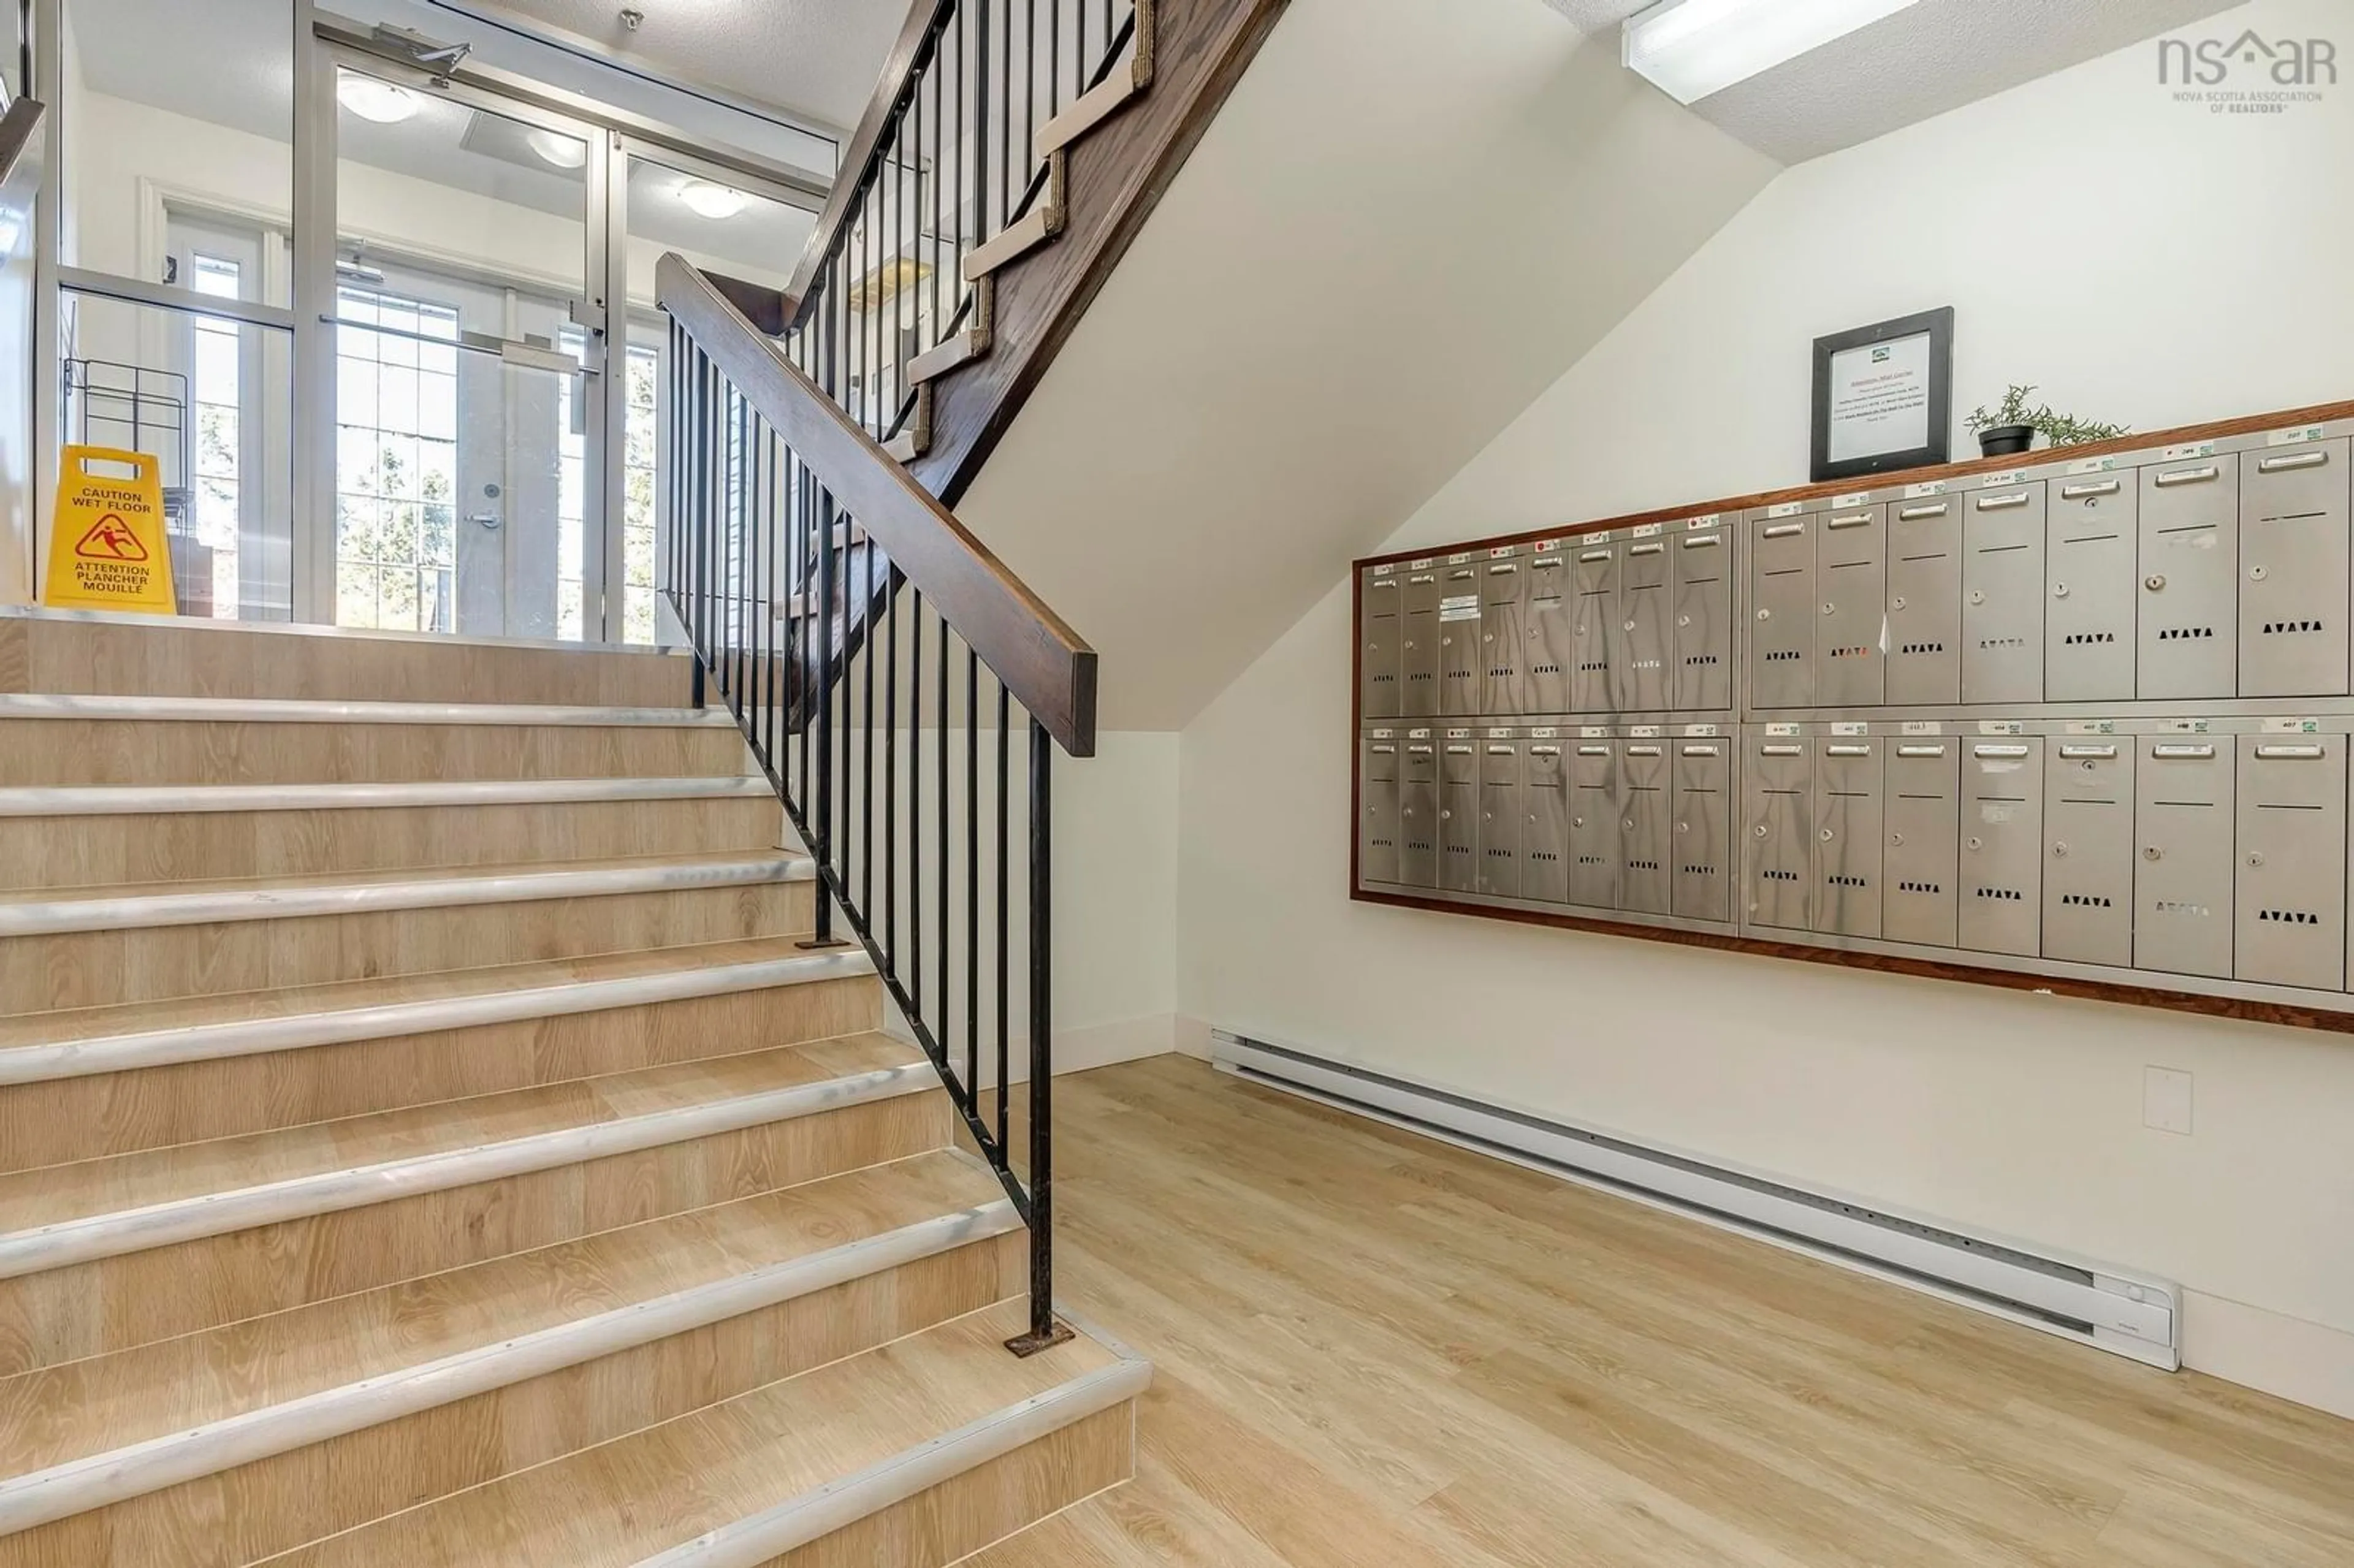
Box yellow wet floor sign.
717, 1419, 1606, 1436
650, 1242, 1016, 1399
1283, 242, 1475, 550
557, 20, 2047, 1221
44, 446, 177, 615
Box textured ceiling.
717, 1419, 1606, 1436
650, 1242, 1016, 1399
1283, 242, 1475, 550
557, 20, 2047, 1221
1539, 0, 2242, 164
437, 0, 910, 129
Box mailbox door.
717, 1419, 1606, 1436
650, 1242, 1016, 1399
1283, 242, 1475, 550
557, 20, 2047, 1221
1399, 740, 1439, 887
1674, 527, 1733, 712
1959, 739, 2043, 957
1886, 497, 1961, 706
1523, 743, 1571, 904
1813, 740, 1883, 939
2138, 455, 2241, 699
1401, 569, 1441, 717
1751, 517, 1816, 709
2043, 741, 2135, 968
1569, 742, 1623, 908
1962, 485, 2047, 704
2241, 440, 2351, 698
2046, 476, 2139, 701
2133, 739, 2234, 978
1817, 508, 1887, 708
1524, 552, 1572, 714
1438, 564, 1482, 716
1744, 739, 1812, 931
1569, 544, 1619, 714
1883, 740, 1959, 948
1673, 740, 1732, 923
1477, 741, 1523, 899
1619, 536, 1673, 712
1620, 740, 1672, 914
1439, 740, 1479, 892
1360, 738, 1400, 886
1362, 573, 1402, 717
2237, 737, 2347, 991
1480, 558, 1527, 715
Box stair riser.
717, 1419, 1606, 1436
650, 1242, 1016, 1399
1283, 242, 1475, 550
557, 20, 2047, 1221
749, 1402, 1134, 1568
0, 798, 785, 891
0, 883, 819, 1011
0, 618, 694, 707
0, 720, 747, 786
1, 1231, 1025, 1568
0, 977, 882, 1173
0, 1090, 954, 1374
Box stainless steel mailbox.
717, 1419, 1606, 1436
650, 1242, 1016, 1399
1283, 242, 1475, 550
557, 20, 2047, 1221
2241, 440, 2351, 698
1569, 742, 1621, 908
1619, 533, 1673, 712
1399, 734, 1438, 886
1963, 484, 2046, 704
1813, 739, 1883, 938
1438, 563, 1482, 716
1751, 515, 1815, 709
1440, 737, 1479, 892
1744, 738, 1811, 931
1480, 554, 1527, 715
1959, 739, 2042, 957
1886, 497, 1961, 706
1477, 736, 1523, 899
1620, 740, 1672, 914
1362, 570, 1401, 717
1523, 739, 1571, 904
2138, 455, 2240, 699
1673, 739, 1731, 923
1525, 547, 1572, 714
2134, 738, 2233, 978
1818, 508, 1886, 709
2043, 740, 2133, 967
1570, 541, 1618, 713
1883, 740, 1959, 947
1360, 734, 1401, 886
2237, 737, 2346, 991
1674, 522, 1732, 712
1401, 568, 1441, 718
2046, 476, 2138, 701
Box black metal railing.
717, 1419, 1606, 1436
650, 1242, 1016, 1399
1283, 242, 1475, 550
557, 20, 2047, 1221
779, 0, 1145, 446
660, 255, 1096, 1356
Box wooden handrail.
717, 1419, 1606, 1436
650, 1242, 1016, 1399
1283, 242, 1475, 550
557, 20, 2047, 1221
658, 253, 1099, 757
0, 97, 45, 196
778, 0, 953, 330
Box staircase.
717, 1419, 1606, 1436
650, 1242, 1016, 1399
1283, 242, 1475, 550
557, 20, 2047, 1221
0, 610, 1145, 1565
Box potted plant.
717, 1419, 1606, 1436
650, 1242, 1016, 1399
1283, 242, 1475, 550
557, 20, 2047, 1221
1964, 384, 2131, 458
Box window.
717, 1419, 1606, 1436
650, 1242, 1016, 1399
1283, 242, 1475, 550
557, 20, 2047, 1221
188, 256, 242, 618
622, 344, 660, 644
557, 329, 588, 642
335, 287, 459, 632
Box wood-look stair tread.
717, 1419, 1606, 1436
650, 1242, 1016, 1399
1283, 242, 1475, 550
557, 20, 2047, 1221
0, 1032, 927, 1237
0, 775, 772, 816
0, 1150, 1009, 1483
0, 934, 856, 1054
0, 849, 807, 910
273, 1300, 1121, 1568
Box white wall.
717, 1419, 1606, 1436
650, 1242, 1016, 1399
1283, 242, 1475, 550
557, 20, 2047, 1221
1180, 0, 2354, 1418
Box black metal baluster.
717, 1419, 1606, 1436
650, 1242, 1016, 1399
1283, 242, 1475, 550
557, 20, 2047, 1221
884, 568, 900, 980
995, 680, 1010, 1155
937, 618, 952, 1109
1049, 0, 1060, 118
908, 590, 924, 1017
966, 646, 980, 1119
1008, 717, 1065, 1356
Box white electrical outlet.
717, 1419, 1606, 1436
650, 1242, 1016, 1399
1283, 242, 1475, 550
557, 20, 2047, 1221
2144, 1067, 2193, 1136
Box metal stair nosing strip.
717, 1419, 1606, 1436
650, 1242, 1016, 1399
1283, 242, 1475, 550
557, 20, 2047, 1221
0, 1056, 939, 1282
629, 1353, 1152, 1568
0, 854, 816, 939
0, 693, 736, 728
0, 948, 877, 1087
0, 776, 777, 816
0, 1199, 1025, 1539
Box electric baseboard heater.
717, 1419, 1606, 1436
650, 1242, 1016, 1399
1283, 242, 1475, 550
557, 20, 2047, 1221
1211, 1030, 2180, 1371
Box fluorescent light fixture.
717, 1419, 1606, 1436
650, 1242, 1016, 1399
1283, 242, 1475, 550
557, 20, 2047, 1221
1622, 0, 1927, 104
338, 74, 421, 124
526, 128, 587, 169
679, 181, 749, 221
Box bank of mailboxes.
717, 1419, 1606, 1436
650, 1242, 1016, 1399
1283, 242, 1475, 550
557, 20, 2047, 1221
1361, 516, 1737, 718
1744, 435, 2353, 710
1735, 726, 2353, 992
1360, 725, 1735, 926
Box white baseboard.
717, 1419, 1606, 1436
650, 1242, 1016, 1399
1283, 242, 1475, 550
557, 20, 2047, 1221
1172, 1014, 1216, 1060
2181, 1290, 2354, 1421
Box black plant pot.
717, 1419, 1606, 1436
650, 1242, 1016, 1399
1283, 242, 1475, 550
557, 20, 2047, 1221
1976, 424, 2035, 457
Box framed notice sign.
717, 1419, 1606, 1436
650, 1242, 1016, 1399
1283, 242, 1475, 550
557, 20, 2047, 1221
1810, 306, 1954, 482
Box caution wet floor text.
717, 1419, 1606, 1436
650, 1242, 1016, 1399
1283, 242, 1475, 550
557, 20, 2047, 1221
44, 446, 177, 615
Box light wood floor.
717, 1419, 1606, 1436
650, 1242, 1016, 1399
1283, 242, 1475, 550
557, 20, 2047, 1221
970, 1055, 2354, 1567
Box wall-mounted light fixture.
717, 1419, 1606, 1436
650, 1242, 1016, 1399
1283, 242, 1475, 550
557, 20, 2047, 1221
679, 181, 749, 221
337, 75, 421, 124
